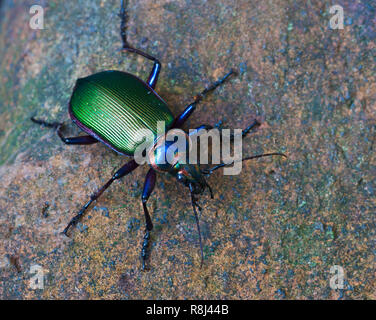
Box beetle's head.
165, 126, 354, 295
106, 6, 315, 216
175, 163, 207, 195
148, 130, 209, 195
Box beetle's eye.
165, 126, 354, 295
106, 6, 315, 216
177, 173, 185, 182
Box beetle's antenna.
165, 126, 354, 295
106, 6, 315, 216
201, 152, 287, 175
205, 181, 214, 199
189, 185, 204, 268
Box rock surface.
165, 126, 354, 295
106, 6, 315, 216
0, 0, 375, 299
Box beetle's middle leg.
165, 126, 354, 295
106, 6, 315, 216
31, 117, 98, 145
63, 159, 139, 235
172, 70, 235, 128
189, 119, 261, 142
119, 0, 161, 89
223, 118, 261, 142
140, 168, 156, 271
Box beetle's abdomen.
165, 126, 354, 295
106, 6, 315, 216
69, 70, 174, 155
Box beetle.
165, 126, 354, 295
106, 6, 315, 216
31, 0, 286, 270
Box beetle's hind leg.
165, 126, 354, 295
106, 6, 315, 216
119, 0, 161, 89
31, 117, 98, 145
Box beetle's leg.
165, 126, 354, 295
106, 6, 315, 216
188, 124, 213, 137
224, 119, 261, 142
188, 118, 230, 137
191, 119, 260, 141
54, 135, 98, 145
140, 168, 156, 271
119, 0, 161, 89
63, 159, 139, 235
240, 119, 261, 139
172, 70, 235, 128
31, 117, 98, 145
188, 118, 228, 137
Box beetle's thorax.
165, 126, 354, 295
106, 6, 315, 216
147, 129, 185, 173
147, 129, 206, 194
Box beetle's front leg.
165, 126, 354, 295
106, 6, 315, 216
140, 168, 156, 271
188, 120, 227, 138
240, 119, 261, 139
172, 70, 235, 128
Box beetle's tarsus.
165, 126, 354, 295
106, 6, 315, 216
62, 216, 79, 236
119, 0, 130, 49
62, 225, 72, 237
62, 229, 70, 237
196, 69, 236, 104
141, 229, 151, 271
241, 119, 261, 138
31, 117, 61, 129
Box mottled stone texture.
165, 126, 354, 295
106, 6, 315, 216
0, 0, 375, 299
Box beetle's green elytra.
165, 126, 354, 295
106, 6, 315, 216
69, 70, 174, 155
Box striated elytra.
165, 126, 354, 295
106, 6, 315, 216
69, 71, 174, 155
